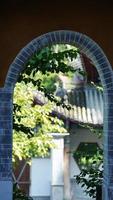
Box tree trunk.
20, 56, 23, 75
96, 185, 102, 200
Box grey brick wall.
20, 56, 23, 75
0, 88, 13, 199
0, 30, 113, 199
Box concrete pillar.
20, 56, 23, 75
64, 136, 71, 200
51, 133, 69, 200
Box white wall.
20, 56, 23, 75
29, 129, 102, 200
30, 158, 51, 197
70, 127, 102, 177
69, 128, 102, 200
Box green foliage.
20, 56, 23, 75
13, 82, 66, 164
13, 184, 33, 200
75, 165, 103, 198
13, 44, 80, 164
37, 72, 58, 93
73, 143, 103, 169
25, 45, 79, 75
17, 45, 79, 102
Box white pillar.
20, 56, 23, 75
51, 133, 69, 200
64, 136, 71, 200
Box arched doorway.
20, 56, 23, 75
0, 30, 113, 200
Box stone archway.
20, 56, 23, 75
0, 30, 113, 200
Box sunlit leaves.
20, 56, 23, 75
13, 82, 66, 164
13, 44, 80, 164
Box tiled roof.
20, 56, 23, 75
34, 86, 103, 125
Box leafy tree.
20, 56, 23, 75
36, 72, 58, 93
13, 82, 66, 164
18, 44, 79, 101
75, 165, 103, 198
13, 44, 80, 164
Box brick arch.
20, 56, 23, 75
5, 30, 113, 90
0, 30, 113, 200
